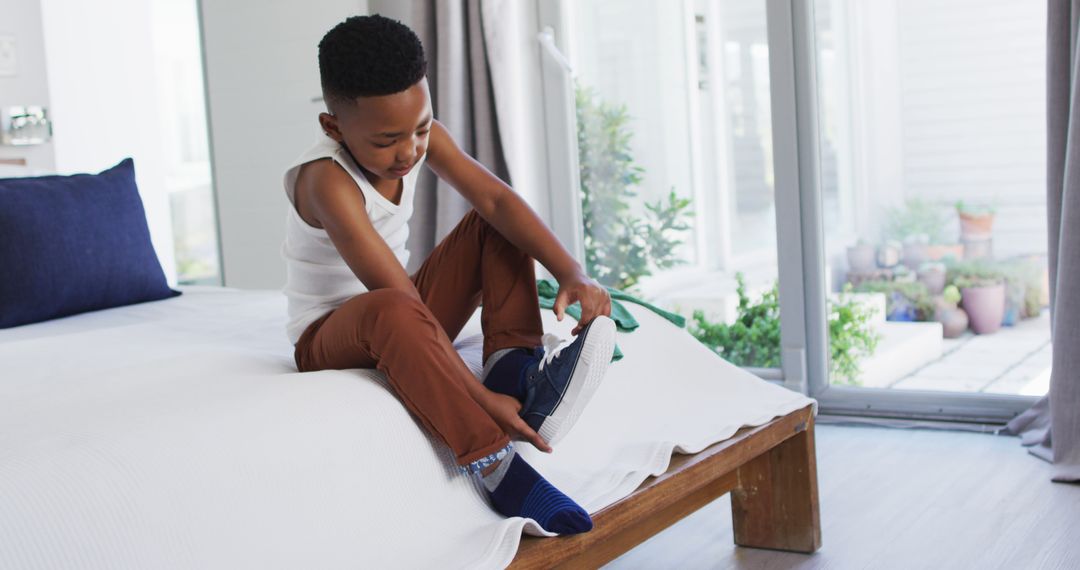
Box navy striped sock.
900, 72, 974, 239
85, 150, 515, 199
482, 451, 592, 535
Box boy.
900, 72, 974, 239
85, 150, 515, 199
282, 14, 617, 535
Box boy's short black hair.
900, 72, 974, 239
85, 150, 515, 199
318, 14, 427, 103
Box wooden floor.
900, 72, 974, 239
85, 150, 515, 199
605, 424, 1080, 569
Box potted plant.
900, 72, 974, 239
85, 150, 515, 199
884, 198, 949, 243
846, 239, 877, 273
1025, 271, 1046, 318
883, 198, 963, 262
955, 200, 996, 238
999, 256, 1045, 321
934, 285, 969, 339
917, 261, 947, 295
999, 267, 1025, 327
953, 268, 1006, 335
902, 233, 930, 269
854, 280, 935, 322
926, 243, 965, 262
877, 239, 903, 268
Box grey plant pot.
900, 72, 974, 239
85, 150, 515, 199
846, 244, 877, 273
961, 283, 1006, 335
935, 306, 969, 339
902, 243, 929, 269
918, 267, 947, 295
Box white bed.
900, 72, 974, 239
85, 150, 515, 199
0, 286, 814, 569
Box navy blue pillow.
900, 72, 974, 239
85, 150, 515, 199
0, 158, 181, 328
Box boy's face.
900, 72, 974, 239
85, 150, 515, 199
319, 77, 433, 182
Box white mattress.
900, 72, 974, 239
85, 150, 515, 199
0, 286, 814, 569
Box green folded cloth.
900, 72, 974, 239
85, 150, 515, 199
536, 278, 687, 362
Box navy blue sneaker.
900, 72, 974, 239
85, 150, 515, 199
519, 315, 617, 445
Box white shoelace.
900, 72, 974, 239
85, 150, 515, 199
538, 332, 570, 372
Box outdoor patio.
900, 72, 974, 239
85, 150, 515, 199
849, 305, 1050, 396
884, 312, 1052, 396
656, 270, 1052, 398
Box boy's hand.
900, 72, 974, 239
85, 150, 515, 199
553, 272, 612, 336
479, 392, 553, 453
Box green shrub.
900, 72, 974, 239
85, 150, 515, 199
689, 274, 781, 369
997, 258, 1045, 318
882, 198, 951, 245
947, 259, 1005, 288
829, 285, 882, 385
955, 200, 996, 216
576, 85, 694, 292
690, 274, 880, 386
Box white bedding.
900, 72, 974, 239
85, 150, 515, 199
0, 286, 814, 569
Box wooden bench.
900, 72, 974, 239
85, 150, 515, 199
510, 404, 820, 568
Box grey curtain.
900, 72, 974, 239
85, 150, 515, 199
370, 0, 510, 271
1005, 0, 1080, 483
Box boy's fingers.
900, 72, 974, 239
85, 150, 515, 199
574, 304, 597, 335
553, 290, 568, 321
517, 419, 552, 453
580, 304, 596, 325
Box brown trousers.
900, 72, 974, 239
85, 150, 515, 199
293, 209, 544, 467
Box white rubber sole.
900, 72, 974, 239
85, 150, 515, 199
536, 315, 617, 446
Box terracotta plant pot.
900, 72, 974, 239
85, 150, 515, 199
960, 283, 1006, 335
925, 244, 964, 262
846, 243, 877, 273
958, 211, 995, 238
961, 235, 993, 260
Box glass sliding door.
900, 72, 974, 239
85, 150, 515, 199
774, 0, 1048, 420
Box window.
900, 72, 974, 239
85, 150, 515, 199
153, 0, 219, 285
544, 0, 1046, 419
566, 0, 780, 367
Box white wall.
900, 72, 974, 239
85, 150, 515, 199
0, 0, 55, 174
896, 0, 1046, 257
818, 0, 1047, 265
200, 0, 368, 289
39, 0, 178, 284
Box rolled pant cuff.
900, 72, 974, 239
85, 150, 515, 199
458, 442, 514, 476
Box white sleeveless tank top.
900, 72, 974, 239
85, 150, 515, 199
280, 135, 426, 345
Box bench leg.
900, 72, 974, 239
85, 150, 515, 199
730, 417, 821, 553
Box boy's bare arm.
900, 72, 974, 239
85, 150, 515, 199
425, 120, 611, 334
295, 159, 420, 301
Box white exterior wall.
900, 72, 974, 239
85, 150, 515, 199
895, 0, 1046, 257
